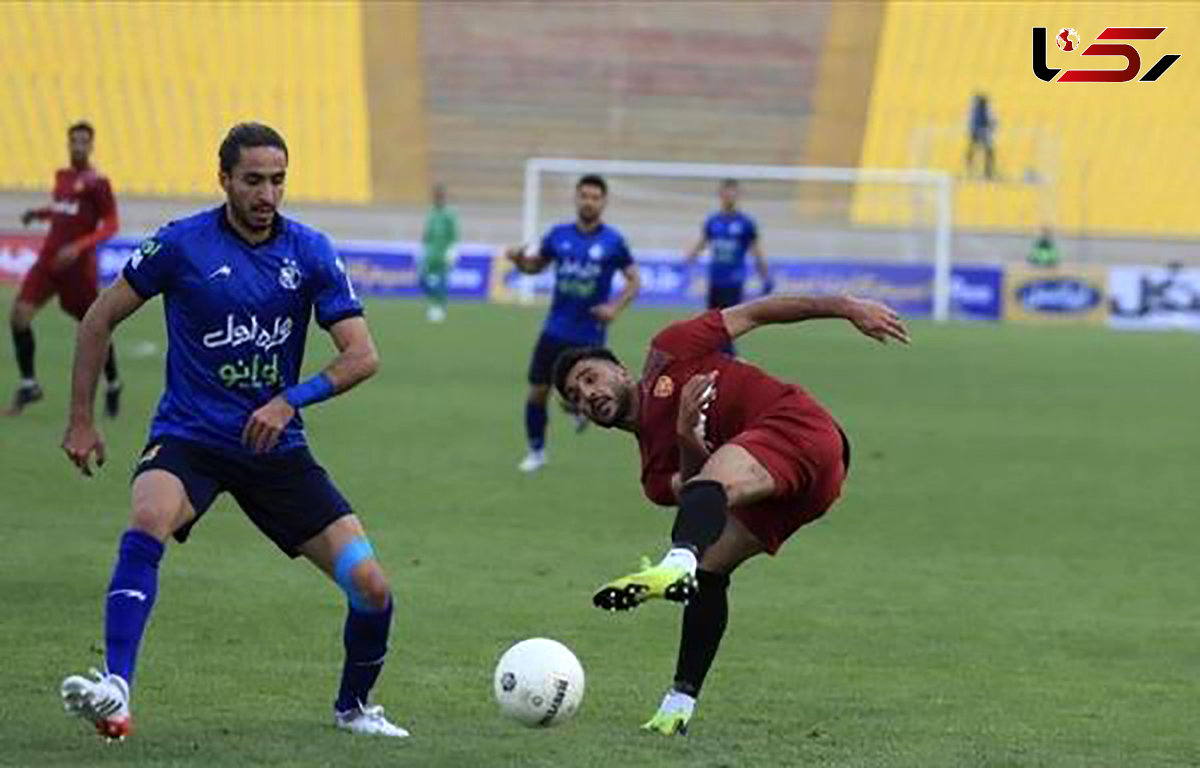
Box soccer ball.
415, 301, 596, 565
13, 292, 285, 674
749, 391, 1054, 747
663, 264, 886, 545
493, 638, 585, 727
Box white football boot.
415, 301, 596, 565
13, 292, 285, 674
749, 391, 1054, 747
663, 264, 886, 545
334, 702, 411, 738
61, 668, 132, 741
517, 449, 546, 473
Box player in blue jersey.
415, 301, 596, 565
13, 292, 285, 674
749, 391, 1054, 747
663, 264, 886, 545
506, 174, 640, 473
57, 123, 409, 741
684, 179, 770, 355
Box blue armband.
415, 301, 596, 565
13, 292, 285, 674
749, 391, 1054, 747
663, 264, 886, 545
284, 372, 335, 409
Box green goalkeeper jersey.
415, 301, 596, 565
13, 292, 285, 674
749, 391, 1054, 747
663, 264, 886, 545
422, 205, 458, 267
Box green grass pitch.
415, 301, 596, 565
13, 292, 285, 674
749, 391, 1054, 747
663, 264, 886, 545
1, 288, 1197, 767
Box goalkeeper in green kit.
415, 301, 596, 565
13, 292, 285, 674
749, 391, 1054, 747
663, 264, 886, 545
420, 184, 458, 323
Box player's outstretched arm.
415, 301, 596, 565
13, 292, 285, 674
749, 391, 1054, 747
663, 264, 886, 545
504, 245, 550, 275
241, 316, 380, 454
21, 207, 52, 226
721, 294, 910, 345
63, 277, 147, 475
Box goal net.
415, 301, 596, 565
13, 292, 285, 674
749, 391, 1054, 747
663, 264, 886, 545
521, 158, 954, 322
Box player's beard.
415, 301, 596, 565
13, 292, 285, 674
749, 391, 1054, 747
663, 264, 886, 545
592, 383, 633, 429
235, 200, 275, 233
577, 206, 600, 227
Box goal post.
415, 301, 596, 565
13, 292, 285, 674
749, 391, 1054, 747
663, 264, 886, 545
522, 157, 955, 322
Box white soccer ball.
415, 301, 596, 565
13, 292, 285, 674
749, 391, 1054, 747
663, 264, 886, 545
493, 638, 585, 727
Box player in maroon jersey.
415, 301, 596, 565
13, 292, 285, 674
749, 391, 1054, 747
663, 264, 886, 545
9, 121, 121, 416
552, 294, 909, 734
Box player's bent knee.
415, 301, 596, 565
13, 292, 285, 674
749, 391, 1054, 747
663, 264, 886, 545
128, 499, 185, 542
528, 385, 550, 407
129, 471, 192, 541
355, 562, 391, 612
10, 301, 34, 329
335, 536, 390, 612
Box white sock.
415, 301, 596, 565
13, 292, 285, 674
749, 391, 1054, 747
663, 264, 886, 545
659, 547, 698, 575
661, 689, 696, 715
20, 377, 36, 388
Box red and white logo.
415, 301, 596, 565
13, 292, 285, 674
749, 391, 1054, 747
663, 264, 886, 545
1034, 27, 1181, 83
1056, 28, 1080, 51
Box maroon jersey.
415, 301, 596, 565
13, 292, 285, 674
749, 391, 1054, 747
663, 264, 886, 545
35, 167, 117, 262
636, 310, 838, 506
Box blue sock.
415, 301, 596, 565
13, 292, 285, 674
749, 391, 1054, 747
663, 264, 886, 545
105, 530, 164, 689
525, 401, 547, 452
335, 597, 392, 712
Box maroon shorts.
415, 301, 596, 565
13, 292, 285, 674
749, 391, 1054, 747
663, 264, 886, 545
17, 254, 98, 321
727, 398, 848, 554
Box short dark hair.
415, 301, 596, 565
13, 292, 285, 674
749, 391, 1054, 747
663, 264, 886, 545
219, 122, 288, 173
68, 121, 94, 139
720, 178, 738, 188
552, 346, 621, 400
576, 174, 608, 196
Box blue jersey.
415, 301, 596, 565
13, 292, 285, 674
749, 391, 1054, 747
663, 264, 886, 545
539, 221, 633, 344
122, 207, 363, 453
703, 211, 758, 286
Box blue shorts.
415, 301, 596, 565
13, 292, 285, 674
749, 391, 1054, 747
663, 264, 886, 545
132, 436, 353, 557
528, 332, 590, 386
707, 282, 744, 310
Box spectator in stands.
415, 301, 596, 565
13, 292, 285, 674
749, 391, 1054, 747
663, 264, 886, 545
964, 93, 996, 180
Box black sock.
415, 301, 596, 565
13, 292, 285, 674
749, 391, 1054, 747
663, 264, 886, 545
335, 597, 393, 712
672, 480, 728, 557
673, 569, 730, 697
12, 327, 34, 381
104, 344, 119, 386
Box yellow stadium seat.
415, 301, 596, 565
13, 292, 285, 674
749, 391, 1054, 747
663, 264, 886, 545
0, 1, 372, 203
856, 1, 1200, 238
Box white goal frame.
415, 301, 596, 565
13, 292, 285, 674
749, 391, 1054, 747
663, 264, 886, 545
522, 157, 955, 322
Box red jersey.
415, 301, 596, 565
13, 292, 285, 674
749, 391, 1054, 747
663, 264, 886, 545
636, 310, 838, 506
35, 167, 118, 262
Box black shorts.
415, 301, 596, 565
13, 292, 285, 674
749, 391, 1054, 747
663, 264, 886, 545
132, 436, 353, 557
528, 332, 587, 386
707, 282, 745, 310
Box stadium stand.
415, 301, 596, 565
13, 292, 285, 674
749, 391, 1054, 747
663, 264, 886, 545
0, 1, 372, 202
419, 3, 832, 203
855, 1, 1200, 237
0, 0, 1195, 260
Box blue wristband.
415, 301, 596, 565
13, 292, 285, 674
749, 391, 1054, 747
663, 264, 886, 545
284, 372, 335, 409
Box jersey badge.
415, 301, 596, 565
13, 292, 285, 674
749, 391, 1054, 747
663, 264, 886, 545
653, 375, 674, 399
279, 259, 302, 290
